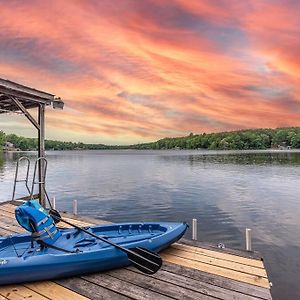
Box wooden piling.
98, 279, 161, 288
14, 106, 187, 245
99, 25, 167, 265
192, 218, 198, 240
246, 228, 252, 251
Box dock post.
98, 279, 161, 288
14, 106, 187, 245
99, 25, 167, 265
245, 228, 252, 251
52, 196, 56, 210
192, 218, 198, 240
73, 199, 78, 215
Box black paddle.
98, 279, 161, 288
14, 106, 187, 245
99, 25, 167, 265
49, 209, 162, 275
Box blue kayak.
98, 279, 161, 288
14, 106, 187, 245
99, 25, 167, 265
0, 222, 187, 285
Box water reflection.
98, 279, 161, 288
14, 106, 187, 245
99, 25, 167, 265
0, 152, 4, 176
160, 151, 300, 166
0, 149, 300, 299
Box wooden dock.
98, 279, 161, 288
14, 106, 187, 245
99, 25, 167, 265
0, 202, 272, 300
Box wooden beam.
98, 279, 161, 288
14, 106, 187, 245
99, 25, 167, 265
10, 96, 40, 130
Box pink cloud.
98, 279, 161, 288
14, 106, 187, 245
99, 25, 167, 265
0, 0, 299, 144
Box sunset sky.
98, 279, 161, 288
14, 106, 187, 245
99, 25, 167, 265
0, 0, 300, 144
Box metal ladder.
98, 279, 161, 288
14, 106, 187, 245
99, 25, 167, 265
12, 156, 50, 205
30, 157, 50, 204
12, 157, 31, 201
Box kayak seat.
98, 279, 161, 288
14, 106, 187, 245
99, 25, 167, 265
15, 200, 61, 246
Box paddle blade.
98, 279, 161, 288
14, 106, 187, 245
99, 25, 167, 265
127, 247, 162, 275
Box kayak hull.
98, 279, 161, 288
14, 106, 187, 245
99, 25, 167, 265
0, 222, 187, 285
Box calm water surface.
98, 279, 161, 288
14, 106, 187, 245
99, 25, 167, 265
0, 149, 299, 299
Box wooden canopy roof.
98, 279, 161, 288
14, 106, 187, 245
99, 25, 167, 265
0, 78, 64, 206
0, 78, 63, 113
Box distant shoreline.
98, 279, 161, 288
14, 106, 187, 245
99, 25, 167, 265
1, 127, 300, 151
3, 148, 300, 154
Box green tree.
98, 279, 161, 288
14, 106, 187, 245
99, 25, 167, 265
0, 131, 5, 148
291, 134, 300, 148
273, 129, 289, 146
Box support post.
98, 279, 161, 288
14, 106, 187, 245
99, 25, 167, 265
52, 197, 56, 210
38, 104, 46, 207
192, 218, 198, 240
73, 200, 78, 215
246, 228, 252, 251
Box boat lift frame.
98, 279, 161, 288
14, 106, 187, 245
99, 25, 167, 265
0, 78, 64, 207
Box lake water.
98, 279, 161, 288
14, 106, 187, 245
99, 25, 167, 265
0, 149, 299, 299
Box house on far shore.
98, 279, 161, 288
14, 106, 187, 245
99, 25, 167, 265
277, 144, 292, 150
3, 142, 20, 151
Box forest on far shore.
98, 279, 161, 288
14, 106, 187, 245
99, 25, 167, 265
1, 127, 300, 151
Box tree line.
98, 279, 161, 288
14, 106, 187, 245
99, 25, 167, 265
139, 127, 300, 150
0, 132, 108, 151
1, 127, 300, 151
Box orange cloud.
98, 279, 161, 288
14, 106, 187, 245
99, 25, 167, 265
0, 0, 299, 144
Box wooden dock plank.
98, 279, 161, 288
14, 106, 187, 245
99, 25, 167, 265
0, 211, 16, 220
161, 251, 270, 288
162, 262, 272, 300
110, 267, 258, 300
167, 246, 267, 277
0, 285, 49, 300
0, 254, 90, 298
57, 277, 139, 300
63, 214, 111, 225
58, 217, 92, 228
0, 228, 17, 236
173, 243, 265, 268
0, 203, 108, 226
0, 215, 21, 226
0, 204, 16, 214
0, 221, 23, 234
0, 204, 92, 229
82, 272, 196, 300
24, 282, 89, 300
180, 238, 263, 260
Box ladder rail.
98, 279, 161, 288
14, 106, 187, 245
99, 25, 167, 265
30, 157, 51, 206
12, 156, 51, 208
12, 157, 31, 201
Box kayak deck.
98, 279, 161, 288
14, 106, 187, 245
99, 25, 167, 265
0, 202, 272, 300
0, 222, 179, 258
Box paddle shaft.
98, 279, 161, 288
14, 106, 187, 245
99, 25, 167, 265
51, 214, 155, 258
